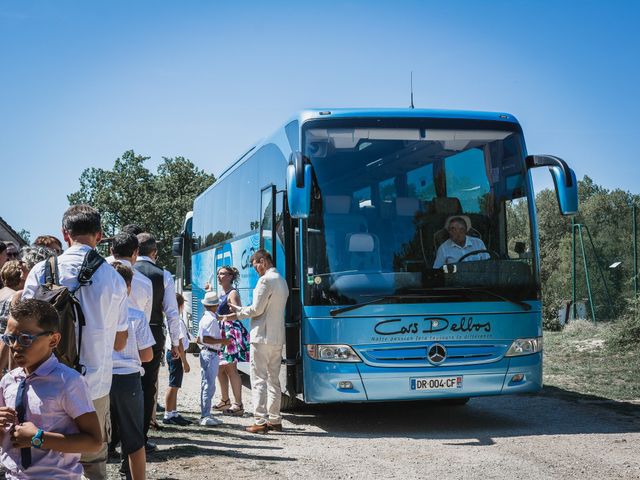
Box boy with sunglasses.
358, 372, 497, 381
0, 299, 102, 478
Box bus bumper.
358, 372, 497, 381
303, 353, 542, 403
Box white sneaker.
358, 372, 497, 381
200, 416, 222, 426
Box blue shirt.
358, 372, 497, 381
433, 236, 489, 268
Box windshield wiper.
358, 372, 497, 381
433, 287, 532, 311
329, 296, 395, 317
329, 294, 439, 317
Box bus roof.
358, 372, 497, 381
292, 108, 519, 124
206, 108, 521, 193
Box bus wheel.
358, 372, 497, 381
281, 393, 302, 411
442, 397, 470, 406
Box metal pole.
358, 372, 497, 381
634, 205, 638, 298
572, 218, 576, 319
584, 225, 613, 318
578, 226, 597, 323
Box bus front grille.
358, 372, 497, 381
356, 343, 509, 367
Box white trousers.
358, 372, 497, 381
250, 343, 283, 425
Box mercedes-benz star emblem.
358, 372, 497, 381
427, 343, 447, 365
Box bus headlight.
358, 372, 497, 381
306, 345, 362, 362
505, 337, 543, 357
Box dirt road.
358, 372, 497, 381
110, 363, 640, 480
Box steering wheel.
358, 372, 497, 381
457, 249, 499, 263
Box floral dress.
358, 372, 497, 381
216, 288, 250, 364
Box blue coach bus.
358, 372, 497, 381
173, 108, 578, 406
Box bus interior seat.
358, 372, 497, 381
392, 197, 422, 248
324, 195, 352, 215
346, 232, 381, 271
433, 215, 482, 252
324, 195, 368, 270
429, 197, 463, 216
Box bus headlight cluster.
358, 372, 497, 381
306, 345, 362, 362
505, 337, 543, 357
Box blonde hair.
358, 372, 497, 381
1, 260, 23, 290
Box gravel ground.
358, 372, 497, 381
107, 357, 640, 480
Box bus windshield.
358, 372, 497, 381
303, 120, 538, 306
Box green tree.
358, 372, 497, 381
533, 176, 640, 327
17, 229, 31, 244
68, 150, 215, 272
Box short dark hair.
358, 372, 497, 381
0, 242, 6, 254
62, 205, 102, 236
121, 224, 143, 236
112, 232, 139, 258
250, 249, 273, 265
111, 261, 133, 287
10, 299, 60, 333
137, 233, 157, 256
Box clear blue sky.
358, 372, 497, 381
1, 0, 638, 240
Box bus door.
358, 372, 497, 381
260, 184, 302, 401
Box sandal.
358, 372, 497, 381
223, 403, 244, 416
213, 398, 231, 411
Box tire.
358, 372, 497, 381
280, 393, 302, 412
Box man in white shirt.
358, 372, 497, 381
228, 249, 289, 434
106, 232, 153, 324
22, 204, 129, 480
110, 261, 155, 480
134, 233, 181, 450
433, 217, 490, 269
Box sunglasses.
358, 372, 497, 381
6, 252, 19, 259
1, 331, 53, 347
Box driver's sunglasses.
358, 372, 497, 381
1, 331, 53, 347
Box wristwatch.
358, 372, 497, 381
31, 429, 44, 448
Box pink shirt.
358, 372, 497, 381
0, 355, 95, 479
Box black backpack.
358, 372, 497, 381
33, 250, 105, 374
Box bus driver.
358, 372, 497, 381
433, 216, 490, 269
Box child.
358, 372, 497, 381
0, 299, 102, 479
162, 293, 192, 426
196, 292, 229, 426
109, 262, 155, 480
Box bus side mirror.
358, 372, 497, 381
172, 236, 184, 257
526, 154, 578, 216
287, 152, 312, 219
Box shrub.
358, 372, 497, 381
606, 297, 640, 349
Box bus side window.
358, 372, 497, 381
260, 185, 276, 262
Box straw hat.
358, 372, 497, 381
201, 291, 220, 306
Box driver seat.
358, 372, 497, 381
433, 215, 482, 253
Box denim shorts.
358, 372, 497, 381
166, 350, 184, 388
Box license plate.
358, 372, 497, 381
410, 376, 463, 391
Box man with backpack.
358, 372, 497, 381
22, 204, 129, 480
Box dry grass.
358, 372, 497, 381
544, 320, 640, 400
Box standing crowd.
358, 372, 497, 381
0, 204, 289, 479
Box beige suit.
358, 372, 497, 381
236, 267, 289, 425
